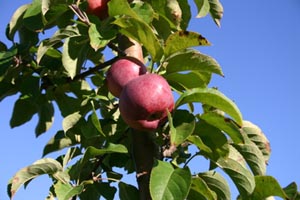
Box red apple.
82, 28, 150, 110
87, 0, 110, 20
119, 74, 174, 131
106, 57, 147, 97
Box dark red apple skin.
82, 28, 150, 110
87, 0, 110, 20
119, 74, 175, 131
106, 57, 147, 97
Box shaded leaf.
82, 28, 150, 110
283, 182, 300, 199
10, 96, 38, 128
164, 49, 223, 76
23, 0, 44, 31
200, 112, 244, 144
8, 158, 65, 198
88, 23, 111, 51
216, 157, 255, 198
164, 31, 210, 57
176, 88, 243, 126
169, 109, 195, 145
208, 0, 223, 27
187, 176, 217, 200
150, 160, 191, 200
79, 182, 117, 200
43, 130, 78, 156
233, 141, 266, 176
35, 100, 54, 137
81, 143, 128, 167
198, 171, 231, 200
113, 16, 164, 61
119, 182, 139, 200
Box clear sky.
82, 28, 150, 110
1, 0, 300, 199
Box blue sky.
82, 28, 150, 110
1, 0, 300, 199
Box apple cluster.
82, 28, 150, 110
106, 57, 175, 131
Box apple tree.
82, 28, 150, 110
1, 0, 299, 199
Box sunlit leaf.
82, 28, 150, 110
164, 31, 210, 57
249, 176, 288, 199
164, 49, 223, 76
88, 23, 110, 51
62, 112, 82, 133
37, 26, 80, 63
165, 71, 211, 90
8, 158, 65, 198
150, 160, 191, 200
283, 182, 300, 199
198, 171, 231, 200
194, 0, 210, 18
208, 0, 223, 27
113, 16, 163, 61
54, 181, 84, 200
176, 88, 243, 126
62, 36, 88, 79
6, 4, 30, 41
242, 121, 271, 163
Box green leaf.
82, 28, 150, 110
242, 121, 271, 163
131, 1, 156, 24
233, 141, 266, 175
249, 176, 288, 199
164, 31, 210, 57
8, 158, 65, 198
37, 26, 80, 63
108, 0, 140, 19
194, 0, 210, 18
62, 36, 88, 79
79, 182, 117, 200
198, 171, 231, 200
113, 16, 164, 61
164, 49, 223, 76
90, 107, 105, 137
88, 23, 110, 51
176, 88, 243, 126
200, 112, 244, 144
187, 177, 217, 200
169, 109, 195, 146
216, 157, 255, 197
62, 112, 82, 133
35, 100, 54, 137
6, 4, 30, 41
283, 182, 300, 199
23, 0, 45, 31
165, 71, 211, 90
150, 160, 191, 200
10, 96, 38, 128
43, 130, 78, 156
208, 0, 223, 27
54, 181, 84, 200
192, 119, 229, 160
81, 143, 128, 167
119, 182, 139, 200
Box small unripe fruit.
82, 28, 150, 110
106, 57, 147, 97
87, 0, 110, 20
119, 74, 174, 131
